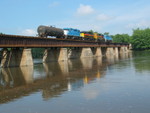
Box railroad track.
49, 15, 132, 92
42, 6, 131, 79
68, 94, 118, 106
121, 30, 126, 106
0, 34, 128, 48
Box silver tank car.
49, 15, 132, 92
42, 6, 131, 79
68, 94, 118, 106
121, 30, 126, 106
37, 25, 64, 38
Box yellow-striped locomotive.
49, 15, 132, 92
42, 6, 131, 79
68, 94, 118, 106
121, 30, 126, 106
80, 31, 104, 41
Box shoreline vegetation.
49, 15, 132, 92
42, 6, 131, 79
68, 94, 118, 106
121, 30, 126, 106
112, 28, 150, 50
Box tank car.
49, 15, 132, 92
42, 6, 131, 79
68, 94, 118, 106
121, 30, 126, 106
37, 25, 64, 38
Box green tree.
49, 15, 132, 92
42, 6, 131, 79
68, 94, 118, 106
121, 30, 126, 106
104, 32, 109, 35
32, 48, 45, 58
88, 30, 94, 34
112, 34, 131, 43
131, 28, 150, 50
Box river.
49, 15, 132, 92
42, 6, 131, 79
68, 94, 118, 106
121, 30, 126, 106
0, 51, 150, 113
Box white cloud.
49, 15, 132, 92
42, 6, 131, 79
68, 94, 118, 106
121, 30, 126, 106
21, 29, 36, 36
97, 14, 111, 21
63, 3, 150, 35
49, 1, 60, 8
76, 4, 94, 16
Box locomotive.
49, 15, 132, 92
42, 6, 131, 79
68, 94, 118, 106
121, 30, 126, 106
80, 31, 104, 41
37, 25, 112, 42
103, 35, 112, 43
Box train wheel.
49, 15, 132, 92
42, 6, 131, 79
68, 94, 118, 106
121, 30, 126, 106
64, 36, 67, 39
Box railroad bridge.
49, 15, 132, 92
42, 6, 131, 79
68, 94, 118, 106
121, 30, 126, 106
0, 34, 129, 67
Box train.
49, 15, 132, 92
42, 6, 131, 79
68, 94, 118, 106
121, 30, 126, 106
37, 25, 112, 42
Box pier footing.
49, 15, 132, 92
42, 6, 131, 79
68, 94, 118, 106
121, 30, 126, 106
1, 48, 33, 68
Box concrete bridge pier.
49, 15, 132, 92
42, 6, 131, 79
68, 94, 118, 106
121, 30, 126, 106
101, 47, 107, 56
69, 47, 102, 58
68, 48, 81, 59
80, 48, 94, 58
43, 48, 68, 62
43, 47, 103, 63
106, 47, 114, 56
1, 48, 33, 68
114, 47, 119, 55
93, 47, 102, 57
119, 46, 129, 60
119, 47, 125, 53
123, 46, 128, 53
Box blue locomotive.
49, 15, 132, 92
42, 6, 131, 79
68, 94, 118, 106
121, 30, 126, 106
104, 35, 112, 42
63, 28, 82, 39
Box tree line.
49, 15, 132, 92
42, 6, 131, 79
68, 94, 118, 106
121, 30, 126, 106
111, 28, 150, 50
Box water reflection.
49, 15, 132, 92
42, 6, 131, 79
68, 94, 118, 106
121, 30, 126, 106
81, 57, 94, 69
0, 52, 132, 104
58, 61, 69, 75
0, 66, 33, 87
132, 51, 150, 73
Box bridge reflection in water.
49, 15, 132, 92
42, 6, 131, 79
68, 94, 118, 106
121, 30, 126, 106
0, 52, 132, 104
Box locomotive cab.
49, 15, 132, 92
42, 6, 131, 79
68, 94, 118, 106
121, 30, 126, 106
63, 28, 81, 40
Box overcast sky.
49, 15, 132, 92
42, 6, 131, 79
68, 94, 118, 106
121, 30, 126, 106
0, 0, 150, 36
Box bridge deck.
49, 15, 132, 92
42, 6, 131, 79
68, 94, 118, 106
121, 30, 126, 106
0, 34, 128, 48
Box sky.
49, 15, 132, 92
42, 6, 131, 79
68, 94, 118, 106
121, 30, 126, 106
0, 0, 150, 36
